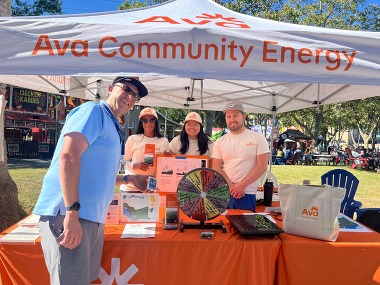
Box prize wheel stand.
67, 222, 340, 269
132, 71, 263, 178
176, 168, 230, 233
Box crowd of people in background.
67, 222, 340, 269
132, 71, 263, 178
273, 141, 380, 170
345, 145, 380, 171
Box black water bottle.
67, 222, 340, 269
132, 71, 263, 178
263, 179, 274, 206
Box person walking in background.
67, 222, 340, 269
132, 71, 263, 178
275, 145, 285, 165
285, 144, 297, 165
169, 111, 213, 157
121, 107, 170, 192
33, 77, 149, 285
212, 102, 270, 211
284, 145, 292, 162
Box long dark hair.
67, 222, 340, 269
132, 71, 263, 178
179, 123, 212, 155
136, 118, 163, 138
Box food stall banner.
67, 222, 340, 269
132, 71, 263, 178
9, 87, 47, 114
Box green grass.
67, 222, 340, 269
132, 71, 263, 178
271, 165, 379, 209
9, 168, 47, 216
9, 164, 379, 218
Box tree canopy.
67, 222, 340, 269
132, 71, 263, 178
12, 0, 62, 16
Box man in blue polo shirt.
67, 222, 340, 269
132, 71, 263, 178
33, 77, 149, 285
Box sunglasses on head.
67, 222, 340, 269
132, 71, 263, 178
141, 118, 156, 124
114, 84, 140, 103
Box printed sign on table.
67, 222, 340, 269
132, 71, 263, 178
155, 154, 208, 193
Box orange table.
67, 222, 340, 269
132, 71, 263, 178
276, 230, 380, 285
2, 208, 379, 285
0, 210, 281, 285
256, 203, 380, 285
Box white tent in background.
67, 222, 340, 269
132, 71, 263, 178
0, 75, 101, 99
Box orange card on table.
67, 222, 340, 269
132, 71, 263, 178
144, 144, 155, 166
166, 193, 179, 208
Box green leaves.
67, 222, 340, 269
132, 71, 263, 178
12, 0, 62, 16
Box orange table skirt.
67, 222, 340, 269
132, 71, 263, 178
276, 231, 380, 285
1, 206, 380, 285
0, 209, 281, 285
256, 204, 380, 285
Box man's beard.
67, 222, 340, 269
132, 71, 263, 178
228, 121, 243, 132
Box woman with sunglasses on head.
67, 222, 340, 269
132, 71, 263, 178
121, 107, 169, 192
169, 112, 213, 157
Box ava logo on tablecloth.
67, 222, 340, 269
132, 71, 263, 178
93, 258, 143, 285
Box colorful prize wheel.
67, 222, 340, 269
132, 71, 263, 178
177, 168, 229, 222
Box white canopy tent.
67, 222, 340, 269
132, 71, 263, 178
1, 75, 379, 115
0, 0, 380, 114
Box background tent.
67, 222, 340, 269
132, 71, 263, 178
282, 129, 312, 141
0, 0, 380, 114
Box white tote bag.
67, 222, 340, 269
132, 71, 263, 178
279, 184, 345, 241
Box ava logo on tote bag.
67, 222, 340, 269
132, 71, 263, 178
279, 184, 345, 241
301, 206, 318, 218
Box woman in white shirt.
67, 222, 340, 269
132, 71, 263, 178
169, 112, 213, 157
122, 107, 169, 192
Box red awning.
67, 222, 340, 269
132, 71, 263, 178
4, 111, 55, 123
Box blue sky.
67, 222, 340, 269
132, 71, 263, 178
62, 0, 380, 14
62, 0, 125, 14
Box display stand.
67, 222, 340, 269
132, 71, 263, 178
179, 219, 226, 233
176, 168, 230, 234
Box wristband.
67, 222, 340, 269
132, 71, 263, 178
123, 175, 129, 184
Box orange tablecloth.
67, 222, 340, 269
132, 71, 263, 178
276, 230, 380, 285
2, 206, 380, 285
0, 210, 281, 285
257, 203, 380, 284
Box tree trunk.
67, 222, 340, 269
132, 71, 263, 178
0, 94, 21, 232
314, 106, 323, 146
0, 0, 11, 16
204, 110, 215, 137
0, 0, 21, 232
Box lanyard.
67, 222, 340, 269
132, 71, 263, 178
100, 102, 123, 146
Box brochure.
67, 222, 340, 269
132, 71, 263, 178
121, 193, 159, 223
121, 223, 156, 238
144, 144, 155, 166
17, 214, 40, 227
105, 193, 121, 224
338, 214, 372, 232
147, 176, 158, 192
155, 154, 208, 193
0, 226, 40, 244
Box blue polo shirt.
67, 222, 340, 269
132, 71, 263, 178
33, 101, 121, 223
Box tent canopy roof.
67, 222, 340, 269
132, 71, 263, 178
1, 0, 380, 113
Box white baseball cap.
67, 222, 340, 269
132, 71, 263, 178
185, 112, 202, 124
139, 107, 158, 119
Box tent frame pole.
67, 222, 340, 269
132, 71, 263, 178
269, 93, 276, 172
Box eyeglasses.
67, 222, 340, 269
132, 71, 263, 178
141, 118, 156, 124
114, 84, 140, 103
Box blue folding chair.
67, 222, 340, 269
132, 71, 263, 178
321, 169, 362, 218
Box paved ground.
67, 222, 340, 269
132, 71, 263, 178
7, 157, 52, 169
